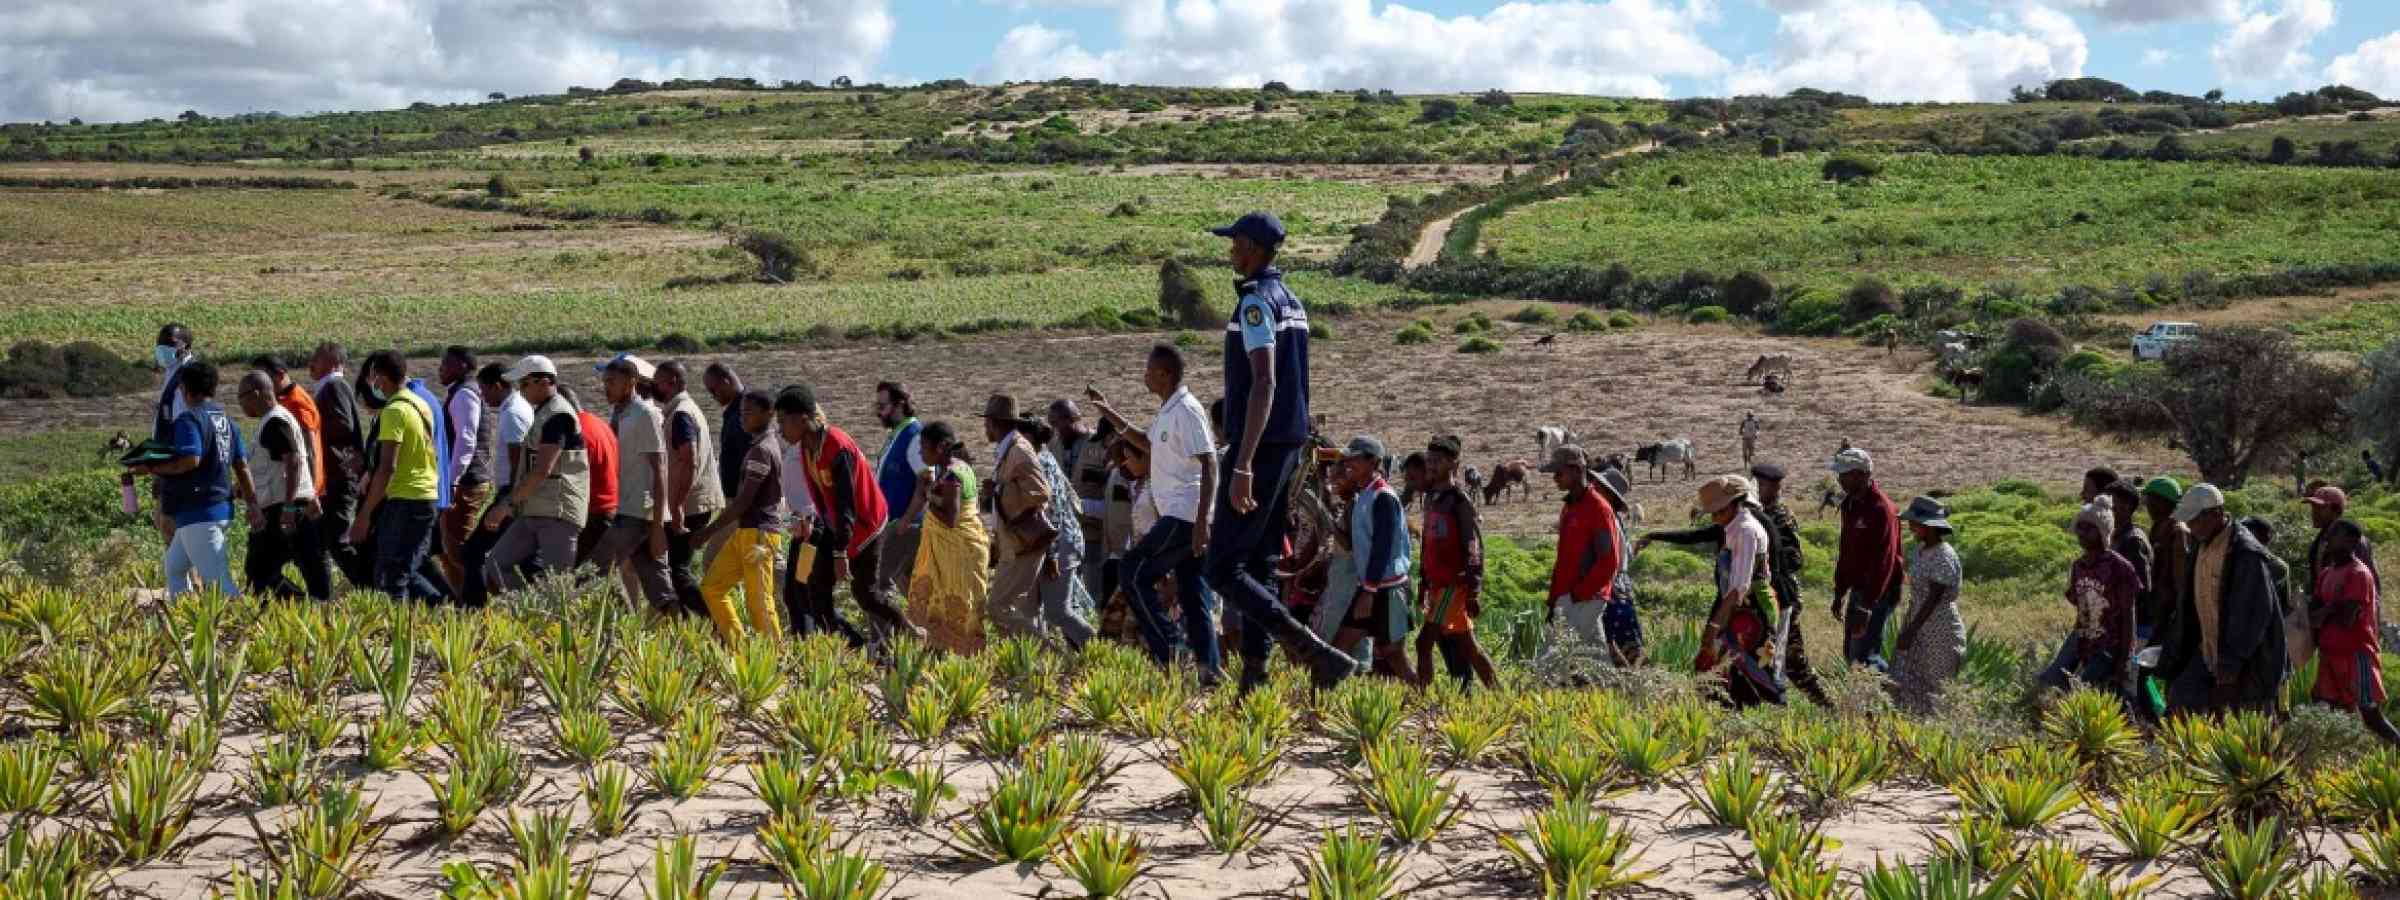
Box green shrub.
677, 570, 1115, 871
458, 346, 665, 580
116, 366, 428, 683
1454, 313, 1492, 335
1722, 272, 1774, 318
1822, 153, 1882, 184
1508, 306, 1558, 326
0, 341, 152, 400
1607, 311, 1640, 329
1156, 260, 1214, 328
1309, 321, 1335, 341
1686, 306, 1731, 325
1395, 325, 1434, 346
1458, 337, 1502, 354
1567, 311, 1608, 333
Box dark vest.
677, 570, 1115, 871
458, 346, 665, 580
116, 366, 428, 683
161, 403, 236, 518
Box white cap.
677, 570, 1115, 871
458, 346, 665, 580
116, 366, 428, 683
595, 352, 656, 379
1829, 447, 1873, 475
502, 355, 559, 380
2173, 483, 2226, 523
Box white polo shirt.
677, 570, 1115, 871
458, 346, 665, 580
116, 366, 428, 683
1146, 385, 1215, 524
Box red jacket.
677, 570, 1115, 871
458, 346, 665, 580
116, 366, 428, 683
1834, 482, 1902, 600
578, 411, 618, 518
802, 424, 887, 557
1549, 484, 1621, 603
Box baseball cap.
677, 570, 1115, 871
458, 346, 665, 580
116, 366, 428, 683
1829, 448, 1873, 475
1427, 434, 1463, 459
1538, 445, 1589, 473
1208, 211, 1286, 247
1343, 435, 1386, 461
2173, 483, 2226, 523
2305, 485, 2349, 510
1750, 463, 1787, 482
2141, 477, 2184, 504
502, 355, 559, 380
596, 352, 656, 379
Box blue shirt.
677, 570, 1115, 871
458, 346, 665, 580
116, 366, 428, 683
164, 403, 244, 528
404, 378, 454, 510
1221, 268, 1311, 447
1349, 479, 1411, 591
877, 418, 924, 520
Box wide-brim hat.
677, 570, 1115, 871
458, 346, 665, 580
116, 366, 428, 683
1899, 495, 1953, 531
1595, 468, 1632, 506
1696, 475, 1753, 515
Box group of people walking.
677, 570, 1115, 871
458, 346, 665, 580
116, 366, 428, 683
121, 210, 2391, 726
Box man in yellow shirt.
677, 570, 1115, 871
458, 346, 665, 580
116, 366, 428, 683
345, 350, 449, 602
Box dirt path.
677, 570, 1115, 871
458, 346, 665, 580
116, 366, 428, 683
1402, 141, 1666, 270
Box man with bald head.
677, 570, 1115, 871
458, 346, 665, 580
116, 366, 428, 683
236, 371, 330, 600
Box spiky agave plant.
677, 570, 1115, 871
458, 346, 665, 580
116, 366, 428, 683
1064, 664, 1137, 734
1054, 826, 1149, 899
546, 706, 616, 769
1926, 813, 2020, 873
897, 682, 955, 745
242, 735, 322, 808
1679, 745, 1781, 832
1742, 811, 1839, 882
968, 696, 1053, 761
955, 757, 1088, 862
612, 632, 702, 731
356, 712, 423, 772
2091, 772, 2208, 861
833, 723, 897, 802
1299, 825, 1403, 900
883, 759, 957, 825
777, 687, 870, 761
1348, 738, 1462, 846
0, 737, 66, 816
1, 828, 93, 899
929, 653, 995, 725
1191, 779, 1275, 855
719, 633, 783, 722
581, 763, 634, 839
1519, 716, 1615, 803
643, 704, 725, 802
503, 806, 579, 871
1321, 677, 1409, 758
750, 744, 831, 823
2168, 711, 2294, 825
1790, 727, 1890, 815
1599, 709, 1695, 783
2040, 687, 2142, 785
2323, 748, 2400, 826
347, 617, 418, 717
1903, 723, 1991, 792
259, 782, 386, 900
1955, 764, 2081, 832
22, 644, 142, 733
2015, 841, 2154, 900
2195, 818, 2303, 900
1859, 854, 2021, 900
640, 832, 725, 900
102, 741, 204, 862
161, 595, 251, 731
426, 677, 503, 754
1498, 796, 1659, 899
1431, 689, 1516, 767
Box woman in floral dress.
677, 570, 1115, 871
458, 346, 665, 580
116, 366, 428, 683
1888, 496, 1966, 714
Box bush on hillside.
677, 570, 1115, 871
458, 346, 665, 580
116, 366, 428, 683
1454, 312, 1492, 335
2068, 328, 2357, 487
1843, 278, 1899, 322
1686, 306, 1730, 324
1458, 336, 1502, 354
1822, 153, 1881, 184
1607, 311, 1640, 329
2269, 137, 2298, 164
1507, 305, 1557, 326
1156, 259, 1213, 328
1566, 310, 1608, 332
737, 230, 813, 283
1759, 136, 1782, 158
1418, 98, 1462, 123
485, 173, 517, 198
1722, 271, 1774, 318
1395, 324, 1434, 345
0, 341, 152, 399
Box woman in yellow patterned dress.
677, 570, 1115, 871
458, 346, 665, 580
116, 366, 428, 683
906, 421, 989, 654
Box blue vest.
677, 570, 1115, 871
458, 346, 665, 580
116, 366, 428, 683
877, 418, 924, 518
1221, 268, 1311, 446
161, 403, 236, 521
1349, 480, 1412, 589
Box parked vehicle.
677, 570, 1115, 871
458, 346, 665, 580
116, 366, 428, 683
2132, 322, 2200, 361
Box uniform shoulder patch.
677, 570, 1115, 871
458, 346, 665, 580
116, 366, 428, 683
1243, 305, 1266, 327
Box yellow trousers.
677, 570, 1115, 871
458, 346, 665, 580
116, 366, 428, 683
701, 528, 785, 641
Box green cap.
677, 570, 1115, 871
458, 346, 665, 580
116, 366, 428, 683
2141, 476, 2183, 504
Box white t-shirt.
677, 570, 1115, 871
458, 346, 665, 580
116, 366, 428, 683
780, 439, 819, 524
494, 391, 536, 488
1130, 478, 1159, 538
612, 398, 667, 522
1145, 386, 1216, 523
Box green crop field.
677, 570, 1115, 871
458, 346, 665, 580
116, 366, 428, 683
1475, 150, 2400, 295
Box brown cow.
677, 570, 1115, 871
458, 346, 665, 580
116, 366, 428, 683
1483, 459, 1533, 505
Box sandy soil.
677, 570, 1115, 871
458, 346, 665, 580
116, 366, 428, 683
1, 314, 2173, 540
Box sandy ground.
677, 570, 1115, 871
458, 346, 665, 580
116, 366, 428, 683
86, 704, 2253, 899
0, 312, 2174, 540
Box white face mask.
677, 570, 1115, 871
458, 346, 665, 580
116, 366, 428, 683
154, 345, 180, 369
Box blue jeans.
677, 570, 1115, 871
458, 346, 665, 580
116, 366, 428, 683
165, 520, 241, 600
1204, 442, 1322, 664
2039, 636, 2123, 695
1842, 583, 1900, 671
1122, 516, 1222, 679
373, 499, 448, 602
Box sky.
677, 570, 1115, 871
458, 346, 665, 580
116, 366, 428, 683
4, 0, 2399, 124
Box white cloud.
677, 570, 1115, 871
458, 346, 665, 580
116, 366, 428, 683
978, 0, 1730, 98
2210, 0, 2335, 84
2325, 31, 2400, 97
1724, 0, 2088, 102
2140, 48, 2177, 67
2042, 0, 2240, 25
0, 0, 895, 122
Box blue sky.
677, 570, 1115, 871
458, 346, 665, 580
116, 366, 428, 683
5, 0, 2400, 123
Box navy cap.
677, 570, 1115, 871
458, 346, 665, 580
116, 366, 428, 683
1209, 211, 1285, 247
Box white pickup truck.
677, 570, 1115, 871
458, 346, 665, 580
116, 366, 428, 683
2131, 321, 2199, 361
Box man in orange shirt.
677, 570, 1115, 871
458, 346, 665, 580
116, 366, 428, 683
252, 355, 327, 504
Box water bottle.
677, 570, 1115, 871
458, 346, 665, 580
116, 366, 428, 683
119, 474, 140, 516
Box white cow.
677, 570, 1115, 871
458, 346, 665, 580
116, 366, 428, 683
1634, 438, 1697, 482
1535, 426, 1580, 458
